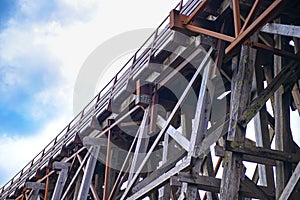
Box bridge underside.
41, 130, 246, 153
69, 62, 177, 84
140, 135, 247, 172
1, 0, 300, 199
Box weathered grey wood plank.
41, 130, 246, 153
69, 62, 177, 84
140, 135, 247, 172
240, 60, 300, 126
51, 162, 70, 200
220, 45, 253, 199
224, 140, 300, 163
260, 23, 300, 38
241, 177, 273, 200
253, 52, 275, 189
273, 32, 293, 199
278, 161, 300, 200
127, 158, 191, 200
25, 182, 45, 200
157, 115, 190, 151
120, 47, 214, 200
77, 138, 102, 200
171, 173, 275, 199
127, 108, 150, 184
189, 59, 214, 158
215, 145, 276, 166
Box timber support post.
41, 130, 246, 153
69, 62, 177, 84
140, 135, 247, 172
1, 1, 300, 200
25, 182, 45, 200
220, 46, 253, 199
51, 162, 70, 200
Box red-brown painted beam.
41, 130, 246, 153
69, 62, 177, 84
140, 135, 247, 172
186, 0, 208, 24
240, 0, 261, 33
185, 24, 235, 42
232, 0, 241, 36
225, 0, 286, 54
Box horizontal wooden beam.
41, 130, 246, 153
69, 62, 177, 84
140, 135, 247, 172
215, 145, 276, 166
224, 141, 300, 163
170, 173, 274, 199
261, 23, 300, 38
52, 161, 70, 170
170, 174, 220, 193
25, 182, 46, 190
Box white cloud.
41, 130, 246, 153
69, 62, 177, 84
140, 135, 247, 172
2, 0, 298, 192
0, 0, 180, 186
0, 114, 70, 186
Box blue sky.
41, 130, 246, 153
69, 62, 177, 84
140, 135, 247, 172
1, 0, 299, 190
0, 0, 74, 185
0, 0, 70, 136
0, 0, 16, 28
0, 0, 179, 187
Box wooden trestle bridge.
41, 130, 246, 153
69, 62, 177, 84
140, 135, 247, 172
1, 0, 300, 199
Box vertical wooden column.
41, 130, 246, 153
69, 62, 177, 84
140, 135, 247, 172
189, 59, 214, 158
51, 162, 70, 200
44, 168, 50, 200
127, 79, 152, 186
169, 111, 192, 200
158, 129, 171, 200
253, 74, 275, 187
127, 79, 152, 184
186, 185, 200, 200
77, 137, 102, 200
220, 45, 253, 199
202, 154, 218, 200
25, 182, 45, 200
253, 37, 275, 189
149, 85, 158, 134
232, 0, 241, 37
127, 108, 150, 184
274, 32, 293, 198
186, 57, 215, 200
105, 146, 118, 199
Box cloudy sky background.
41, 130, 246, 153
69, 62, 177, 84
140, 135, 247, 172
0, 0, 300, 188
0, 0, 179, 186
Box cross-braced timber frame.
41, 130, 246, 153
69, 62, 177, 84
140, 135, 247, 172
1, 0, 300, 199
